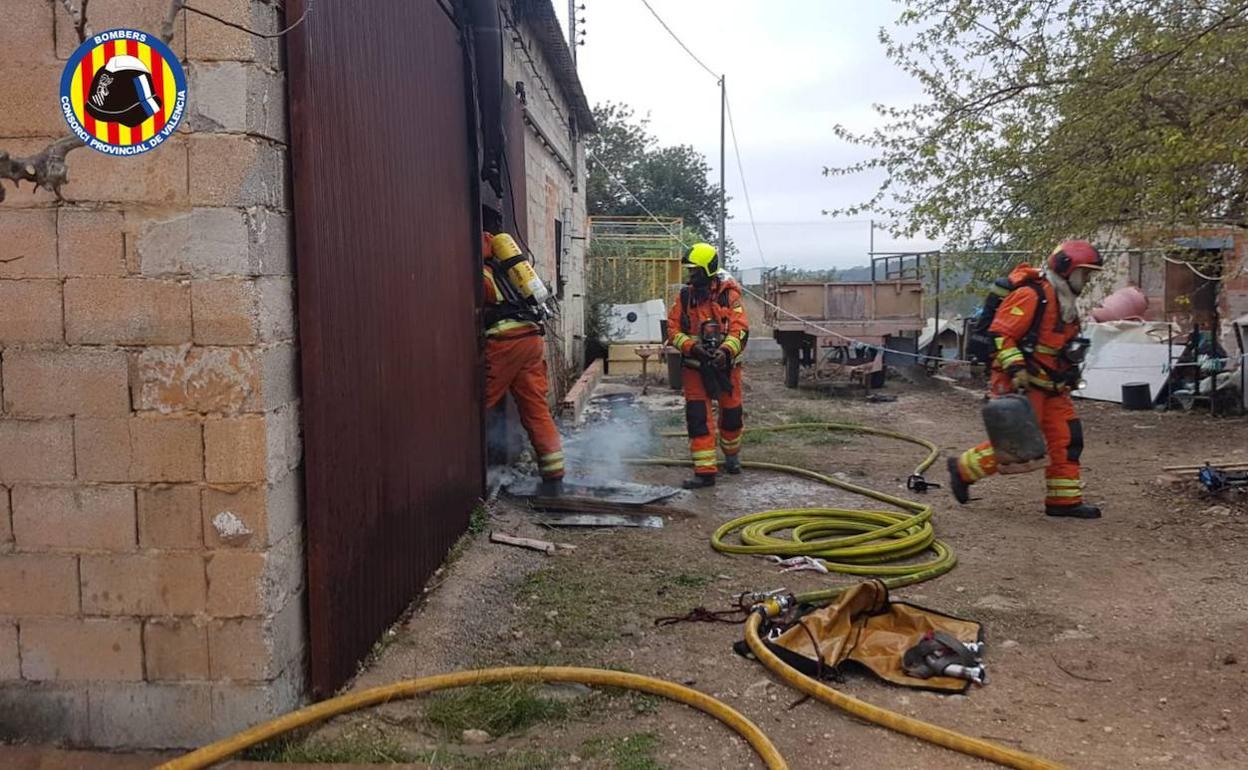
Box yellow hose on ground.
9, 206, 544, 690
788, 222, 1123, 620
155, 666, 788, 770
649, 422, 1068, 768
745, 614, 1068, 770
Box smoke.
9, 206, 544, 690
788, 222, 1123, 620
562, 394, 657, 483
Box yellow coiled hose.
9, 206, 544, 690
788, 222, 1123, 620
156, 667, 788, 769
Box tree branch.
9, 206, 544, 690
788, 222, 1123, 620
0, 136, 86, 203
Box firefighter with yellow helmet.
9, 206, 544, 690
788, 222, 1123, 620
665, 243, 750, 488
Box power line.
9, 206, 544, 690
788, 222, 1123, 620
635, 0, 719, 80
724, 90, 767, 267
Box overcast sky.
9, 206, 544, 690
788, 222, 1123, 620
555, 0, 940, 270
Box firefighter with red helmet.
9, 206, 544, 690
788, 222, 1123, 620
948, 240, 1104, 519
482, 232, 564, 495
666, 243, 750, 489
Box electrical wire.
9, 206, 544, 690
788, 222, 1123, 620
724, 90, 768, 267
635, 0, 720, 80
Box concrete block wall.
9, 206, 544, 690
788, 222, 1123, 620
0, 0, 304, 748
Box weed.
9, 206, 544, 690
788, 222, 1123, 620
424, 684, 569, 738
668, 572, 710, 588
582, 732, 666, 770
468, 503, 490, 535
241, 732, 412, 763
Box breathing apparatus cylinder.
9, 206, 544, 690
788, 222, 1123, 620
491, 233, 551, 305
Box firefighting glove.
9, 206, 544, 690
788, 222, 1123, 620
689, 345, 714, 363
1007, 364, 1029, 392
712, 347, 731, 370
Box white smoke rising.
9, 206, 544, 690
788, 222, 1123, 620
562, 394, 657, 483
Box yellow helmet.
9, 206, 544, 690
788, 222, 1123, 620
682, 242, 719, 278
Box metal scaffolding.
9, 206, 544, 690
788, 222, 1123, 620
588, 215, 687, 306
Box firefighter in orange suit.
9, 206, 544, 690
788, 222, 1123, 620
948, 240, 1103, 519
665, 243, 750, 489
482, 232, 564, 495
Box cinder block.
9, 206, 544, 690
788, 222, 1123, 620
188, 135, 285, 208
208, 594, 302, 681
0, 486, 10, 548
186, 0, 280, 64
248, 209, 292, 276
65, 278, 192, 345
132, 208, 251, 277
87, 683, 214, 749
144, 619, 210, 682
205, 533, 303, 619
137, 485, 202, 549
2, 349, 131, 416
266, 404, 302, 482
81, 552, 206, 616
204, 415, 266, 483
0, 683, 89, 744
256, 277, 295, 343
210, 665, 303, 739
133, 346, 261, 414
0, 0, 55, 65
54, 0, 186, 60
58, 209, 126, 277
4, 64, 66, 137
11, 485, 136, 551
20, 618, 142, 682
65, 137, 188, 205
0, 280, 63, 343
0, 554, 78, 615
0, 419, 74, 483
75, 416, 203, 482
192, 279, 259, 345
202, 485, 263, 549
0, 623, 17, 680
0, 210, 57, 278
187, 62, 286, 142
259, 343, 299, 411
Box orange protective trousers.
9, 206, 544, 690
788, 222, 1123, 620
485, 335, 564, 480
682, 366, 744, 476
956, 372, 1084, 506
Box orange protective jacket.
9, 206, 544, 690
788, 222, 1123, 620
990, 265, 1081, 391
665, 275, 750, 363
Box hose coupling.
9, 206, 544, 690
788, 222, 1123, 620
746, 589, 795, 618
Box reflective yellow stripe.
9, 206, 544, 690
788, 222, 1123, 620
961, 446, 993, 481
672, 333, 694, 350
719, 437, 742, 448
997, 347, 1024, 368
1034, 344, 1061, 355
723, 336, 742, 356
1047, 478, 1082, 488
487, 319, 539, 337
692, 450, 717, 459
1046, 488, 1083, 498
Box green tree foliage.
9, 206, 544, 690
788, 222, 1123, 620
827, 1, 1248, 253
588, 102, 727, 244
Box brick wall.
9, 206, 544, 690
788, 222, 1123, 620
0, 0, 304, 748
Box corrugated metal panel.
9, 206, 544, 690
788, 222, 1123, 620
286, 0, 485, 696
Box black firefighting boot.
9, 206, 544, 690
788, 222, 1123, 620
723, 454, 742, 475
538, 478, 564, 497
1045, 502, 1101, 519
682, 474, 717, 490
947, 457, 971, 505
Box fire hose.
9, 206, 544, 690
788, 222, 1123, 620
631, 422, 1068, 769
160, 423, 1064, 769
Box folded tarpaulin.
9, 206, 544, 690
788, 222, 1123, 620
764, 581, 983, 694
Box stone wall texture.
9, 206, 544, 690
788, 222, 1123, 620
0, 0, 304, 748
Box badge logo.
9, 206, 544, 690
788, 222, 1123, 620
59, 29, 187, 156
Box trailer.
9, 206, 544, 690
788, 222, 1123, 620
764, 255, 927, 389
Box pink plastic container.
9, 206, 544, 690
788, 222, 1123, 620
1091, 286, 1148, 322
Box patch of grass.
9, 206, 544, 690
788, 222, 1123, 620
468, 502, 490, 534
424, 684, 569, 738
241, 732, 412, 763
583, 732, 665, 770
668, 572, 710, 588
414, 747, 565, 769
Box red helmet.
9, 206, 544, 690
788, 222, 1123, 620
1047, 240, 1103, 278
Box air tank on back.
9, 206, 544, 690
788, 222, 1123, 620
982, 394, 1047, 473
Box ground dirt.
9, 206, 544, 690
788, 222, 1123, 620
302, 364, 1248, 770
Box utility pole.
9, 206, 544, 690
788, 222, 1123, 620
568, 0, 578, 64
718, 75, 726, 260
